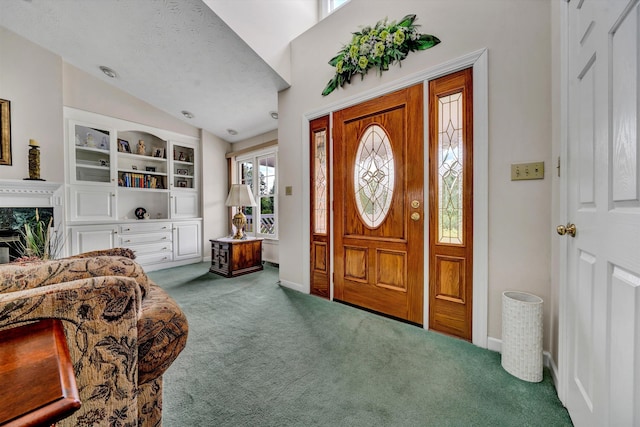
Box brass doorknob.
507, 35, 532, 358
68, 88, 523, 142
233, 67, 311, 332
556, 223, 576, 237
411, 212, 420, 221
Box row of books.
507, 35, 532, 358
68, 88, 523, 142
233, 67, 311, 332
119, 173, 164, 189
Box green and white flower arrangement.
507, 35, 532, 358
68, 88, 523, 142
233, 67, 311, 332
322, 14, 440, 96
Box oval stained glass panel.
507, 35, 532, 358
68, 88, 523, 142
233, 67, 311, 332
354, 124, 395, 228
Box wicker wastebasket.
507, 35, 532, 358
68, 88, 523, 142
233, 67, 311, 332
501, 291, 543, 382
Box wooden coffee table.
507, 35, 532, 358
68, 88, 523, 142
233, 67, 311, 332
0, 319, 81, 426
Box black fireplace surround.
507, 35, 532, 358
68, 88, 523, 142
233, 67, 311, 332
0, 207, 53, 261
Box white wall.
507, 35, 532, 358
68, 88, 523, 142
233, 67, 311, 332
0, 27, 64, 183
1, 28, 230, 262
231, 129, 278, 152
205, 0, 318, 84
279, 0, 553, 349
202, 129, 231, 259
63, 63, 199, 139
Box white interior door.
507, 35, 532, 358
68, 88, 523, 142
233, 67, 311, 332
564, 0, 640, 425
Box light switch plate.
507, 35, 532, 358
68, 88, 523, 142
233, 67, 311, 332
511, 162, 544, 181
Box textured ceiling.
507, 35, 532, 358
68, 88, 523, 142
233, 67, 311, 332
0, 0, 296, 142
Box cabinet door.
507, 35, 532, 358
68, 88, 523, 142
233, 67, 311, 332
68, 120, 115, 186
170, 192, 199, 218
173, 221, 201, 260
69, 225, 117, 255
169, 141, 197, 191
69, 185, 116, 221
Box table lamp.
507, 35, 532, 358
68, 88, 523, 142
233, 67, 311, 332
225, 184, 257, 239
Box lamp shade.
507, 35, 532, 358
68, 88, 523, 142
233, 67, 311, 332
225, 184, 257, 207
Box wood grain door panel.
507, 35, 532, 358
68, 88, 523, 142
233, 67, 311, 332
334, 84, 424, 324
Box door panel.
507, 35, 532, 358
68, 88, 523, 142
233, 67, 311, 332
564, 1, 640, 425
333, 84, 424, 324
609, 266, 640, 425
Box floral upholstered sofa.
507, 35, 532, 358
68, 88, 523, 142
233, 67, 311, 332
0, 248, 188, 426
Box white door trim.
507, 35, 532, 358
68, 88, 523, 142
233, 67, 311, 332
301, 48, 489, 348
557, 0, 569, 405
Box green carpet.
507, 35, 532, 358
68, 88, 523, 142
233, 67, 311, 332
149, 263, 572, 426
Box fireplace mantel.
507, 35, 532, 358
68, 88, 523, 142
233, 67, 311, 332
0, 179, 64, 208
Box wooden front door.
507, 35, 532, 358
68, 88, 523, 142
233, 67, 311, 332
563, 1, 640, 425
333, 84, 424, 324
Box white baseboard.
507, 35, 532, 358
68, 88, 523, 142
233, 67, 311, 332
548, 351, 559, 388
279, 279, 305, 293
487, 336, 502, 353
486, 336, 559, 389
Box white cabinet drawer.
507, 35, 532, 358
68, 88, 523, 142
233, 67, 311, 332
135, 251, 173, 265
119, 222, 172, 234
118, 232, 171, 246
127, 242, 172, 256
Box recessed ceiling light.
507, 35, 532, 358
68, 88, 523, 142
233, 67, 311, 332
181, 110, 194, 119
227, 129, 238, 136
270, 111, 278, 120
99, 65, 118, 78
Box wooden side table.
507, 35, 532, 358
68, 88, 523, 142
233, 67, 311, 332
210, 237, 263, 277
0, 319, 81, 427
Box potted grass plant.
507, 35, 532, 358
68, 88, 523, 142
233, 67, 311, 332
14, 208, 62, 261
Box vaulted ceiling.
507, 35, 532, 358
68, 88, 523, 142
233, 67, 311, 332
0, 0, 318, 142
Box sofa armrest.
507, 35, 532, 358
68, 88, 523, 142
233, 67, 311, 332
138, 284, 189, 384
0, 256, 151, 298
0, 276, 141, 427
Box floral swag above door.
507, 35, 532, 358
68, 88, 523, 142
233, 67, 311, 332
322, 14, 441, 96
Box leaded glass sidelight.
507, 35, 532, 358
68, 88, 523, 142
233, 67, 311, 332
314, 129, 328, 234
354, 124, 394, 228
438, 92, 464, 244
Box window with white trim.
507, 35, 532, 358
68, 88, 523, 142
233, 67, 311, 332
320, 0, 350, 19
235, 147, 278, 239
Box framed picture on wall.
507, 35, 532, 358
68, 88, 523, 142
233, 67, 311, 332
0, 99, 12, 166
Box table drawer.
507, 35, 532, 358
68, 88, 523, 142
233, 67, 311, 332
118, 232, 171, 246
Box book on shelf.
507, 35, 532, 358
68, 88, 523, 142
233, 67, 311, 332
119, 173, 162, 189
